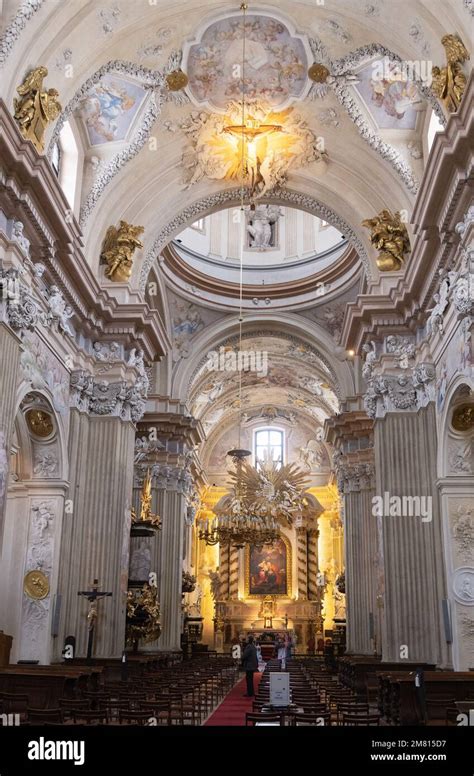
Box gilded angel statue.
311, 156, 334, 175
100, 220, 144, 282
362, 210, 410, 272
14, 66, 61, 152
431, 34, 470, 113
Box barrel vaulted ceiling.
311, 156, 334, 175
0, 0, 470, 454
1, 0, 469, 288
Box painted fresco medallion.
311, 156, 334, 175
184, 13, 311, 112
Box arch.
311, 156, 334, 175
437, 376, 474, 479
13, 384, 69, 484
171, 313, 354, 404
140, 188, 372, 289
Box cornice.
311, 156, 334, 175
324, 410, 374, 447
138, 400, 205, 447
163, 242, 360, 301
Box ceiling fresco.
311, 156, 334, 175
184, 13, 310, 112
353, 61, 423, 130
79, 74, 147, 145
188, 333, 340, 439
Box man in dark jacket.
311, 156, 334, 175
242, 635, 258, 697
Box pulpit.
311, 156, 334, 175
0, 631, 13, 666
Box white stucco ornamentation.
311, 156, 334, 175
69, 370, 146, 423
0, 268, 39, 334
0, 0, 45, 68
453, 567, 474, 606
364, 364, 436, 418
19, 500, 55, 662
452, 505, 474, 560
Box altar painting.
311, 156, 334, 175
245, 536, 290, 597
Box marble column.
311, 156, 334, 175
133, 409, 203, 652
155, 466, 188, 651
56, 409, 135, 659
326, 411, 380, 655
219, 543, 230, 600
296, 527, 308, 600
374, 405, 450, 666
136, 482, 164, 588
229, 545, 239, 600
0, 323, 21, 550
342, 471, 379, 655
307, 529, 319, 600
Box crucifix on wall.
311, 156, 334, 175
77, 578, 112, 662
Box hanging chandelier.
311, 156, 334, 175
229, 455, 321, 527
198, 2, 285, 550
199, 449, 280, 549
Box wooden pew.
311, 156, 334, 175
379, 671, 474, 725
338, 656, 436, 699
0, 632, 13, 667
0, 665, 102, 708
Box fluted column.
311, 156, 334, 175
219, 543, 230, 600
307, 529, 319, 600
56, 410, 135, 659
158, 481, 186, 651
296, 527, 308, 600
0, 323, 21, 549
229, 545, 239, 600
132, 411, 203, 652
326, 411, 380, 655
375, 405, 450, 665
342, 473, 378, 655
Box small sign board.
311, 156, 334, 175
270, 672, 290, 707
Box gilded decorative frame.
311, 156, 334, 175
244, 533, 292, 598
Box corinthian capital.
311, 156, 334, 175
364, 363, 436, 419
70, 370, 147, 422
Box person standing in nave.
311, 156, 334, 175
242, 635, 259, 697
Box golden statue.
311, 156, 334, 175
100, 220, 144, 282
13, 66, 62, 152
431, 35, 470, 113
126, 584, 161, 644
362, 210, 411, 272
131, 469, 161, 527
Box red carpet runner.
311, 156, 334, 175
205, 672, 262, 726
